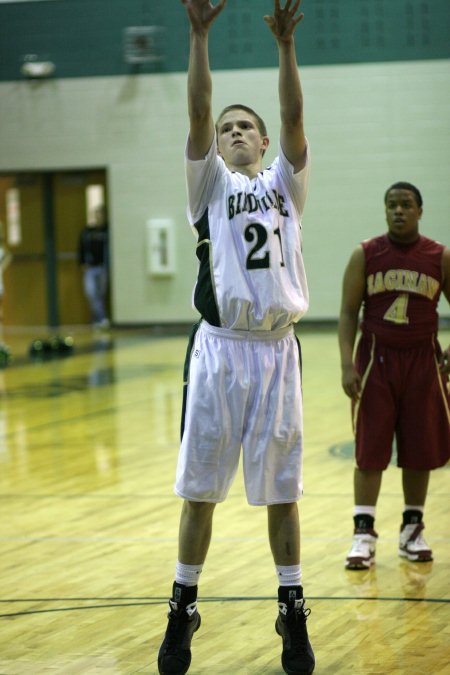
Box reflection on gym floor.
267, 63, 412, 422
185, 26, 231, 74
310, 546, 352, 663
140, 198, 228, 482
0, 326, 449, 675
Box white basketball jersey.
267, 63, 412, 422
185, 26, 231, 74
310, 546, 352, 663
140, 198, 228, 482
185, 134, 310, 331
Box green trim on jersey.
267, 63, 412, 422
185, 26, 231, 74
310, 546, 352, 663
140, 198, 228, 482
193, 210, 221, 328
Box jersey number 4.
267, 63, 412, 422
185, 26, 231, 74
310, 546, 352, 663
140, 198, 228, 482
245, 223, 285, 270
383, 293, 409, 324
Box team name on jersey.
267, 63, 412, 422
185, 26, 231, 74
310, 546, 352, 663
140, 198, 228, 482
367, 269, 440, 299
228, 189, 290, 220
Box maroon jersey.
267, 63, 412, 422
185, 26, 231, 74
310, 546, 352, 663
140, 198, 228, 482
361, 234, 444, 347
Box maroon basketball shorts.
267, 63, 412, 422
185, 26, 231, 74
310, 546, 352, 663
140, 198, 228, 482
352, 334, 450, 470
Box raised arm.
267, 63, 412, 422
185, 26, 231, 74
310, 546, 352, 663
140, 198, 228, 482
264, 0, 306, 172
338, 246, 366, 400
181, 0, 226, 160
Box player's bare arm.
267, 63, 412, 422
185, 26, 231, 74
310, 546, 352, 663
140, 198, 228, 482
338, 246, 366, 400
439, 246, 450, 374
264, 0, 306, 172
182, 0, 227, 160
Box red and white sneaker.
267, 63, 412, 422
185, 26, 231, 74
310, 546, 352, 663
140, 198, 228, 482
345, 529, 378, 570
399, 522, 433, 562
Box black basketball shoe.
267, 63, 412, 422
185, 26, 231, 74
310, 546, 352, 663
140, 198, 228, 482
275, 591, 315, 675
158, 584, 201, 675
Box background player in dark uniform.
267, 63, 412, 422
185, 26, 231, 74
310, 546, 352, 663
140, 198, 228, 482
158, 1, 315, 674
78, 205, 109, 329
338, 181, 450, 570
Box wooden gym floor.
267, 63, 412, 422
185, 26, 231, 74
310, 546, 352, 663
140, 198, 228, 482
0, 325, 449, 675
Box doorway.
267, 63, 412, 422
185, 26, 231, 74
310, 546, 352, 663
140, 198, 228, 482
0, 169, 108, 328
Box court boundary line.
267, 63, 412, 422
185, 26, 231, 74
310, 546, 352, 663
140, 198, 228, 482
0, 594, 448, 618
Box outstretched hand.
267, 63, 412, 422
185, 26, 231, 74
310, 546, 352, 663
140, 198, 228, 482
263, 0, 304, 42
181, 0, 227, 32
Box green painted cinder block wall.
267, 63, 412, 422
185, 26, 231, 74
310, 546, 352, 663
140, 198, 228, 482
1, 0, 449, 82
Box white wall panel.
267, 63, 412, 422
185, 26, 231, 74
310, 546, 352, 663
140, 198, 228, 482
0, 60, 448, 323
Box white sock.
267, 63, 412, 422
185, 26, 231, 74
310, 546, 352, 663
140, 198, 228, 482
175, 561, 203, 587
276, 564, 302, 587
404, 504, 424, 513
354, 505, 376, 518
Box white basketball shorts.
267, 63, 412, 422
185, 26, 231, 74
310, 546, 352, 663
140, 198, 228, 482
175, 320, 304, 506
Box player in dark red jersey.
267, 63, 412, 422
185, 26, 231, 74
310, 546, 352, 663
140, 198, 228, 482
338, 181, 450, 570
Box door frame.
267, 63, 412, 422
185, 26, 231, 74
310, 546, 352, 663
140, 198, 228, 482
0, 167, 109, 329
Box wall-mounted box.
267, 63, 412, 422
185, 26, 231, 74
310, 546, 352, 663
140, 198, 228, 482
146, 218, 175, 277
